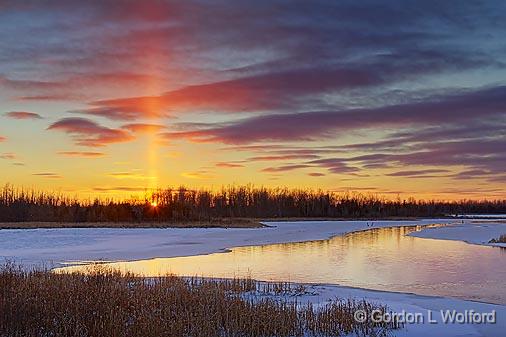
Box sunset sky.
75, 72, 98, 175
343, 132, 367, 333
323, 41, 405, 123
0, 1, 505, 199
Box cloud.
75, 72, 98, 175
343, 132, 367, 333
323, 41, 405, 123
108, 172, 154, 180
15, 94, 84, 101
181, 170, 214, 179
385, 169, 450, 177
307, 159, 360, 174
308, 172, 325, 177
47, 117, 134, 147
76, 47, 494, 121
319, 138, 506, 178
261, 164, 313, 173
33, 172, 62, 179
0, 136, 5, 142
0, 0, 505, 194
161, 86, 506, 144
92, 186, 147, 192
0, 75, 66, 92
57, 151, 105, 158
248, 154, 320, 161
122, 123, 166, 133
78, 66, 385, 120
0, 153, 16, 160
215, 162, 244, 168
4, 111, 43, 119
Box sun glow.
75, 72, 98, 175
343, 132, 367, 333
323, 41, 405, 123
150, 201, 158, 208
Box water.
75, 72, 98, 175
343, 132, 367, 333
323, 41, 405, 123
61, 225, 506, 304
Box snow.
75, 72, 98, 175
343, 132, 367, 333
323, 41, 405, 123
1, 218, 505, 336
409, 221, 506, 248
0, 219, 455, 267
257, 283, 506, 337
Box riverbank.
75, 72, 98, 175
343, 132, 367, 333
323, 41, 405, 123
0, 218, 264, 229
2, 219, 505, 336
409, 221, 506, 248
4, 265, 504, 337
0, 219, 454, 267
0, 216, 432, 230
0, 266, 400, 337
284, 282, 505, 337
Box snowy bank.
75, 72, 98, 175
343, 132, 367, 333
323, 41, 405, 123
251, 282, 505, 337
410, 221, 506, 248
0, 219, 453, 267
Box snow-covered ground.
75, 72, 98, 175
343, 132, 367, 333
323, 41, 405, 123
1, 218, 505, 337
250, 282, 505, 337
409, 221, 506, 247
0, 219, 456, 267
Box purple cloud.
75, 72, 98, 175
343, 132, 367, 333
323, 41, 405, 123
47, 117, 134, 147
162, 86, 506, 144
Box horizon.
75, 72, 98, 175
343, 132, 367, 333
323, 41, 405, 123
1, 1, 505, 200
1, 183, 505, 204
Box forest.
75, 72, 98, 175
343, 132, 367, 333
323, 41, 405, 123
0, 184, 504, 223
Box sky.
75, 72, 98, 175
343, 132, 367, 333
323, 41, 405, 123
0, 0, 505, 200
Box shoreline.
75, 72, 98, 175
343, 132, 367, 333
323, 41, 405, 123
0, 219, 456, 267
0, 218, 265, 229
3, 220, 505, 336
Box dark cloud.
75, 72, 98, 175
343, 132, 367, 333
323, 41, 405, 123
248, 154, 320, 161
93, 186, 147, 192
162, 86, 506, 144
47, 117, 134, 147
261, 164, 313, 173
386, 169, 450, 177
33, 172, 62, 179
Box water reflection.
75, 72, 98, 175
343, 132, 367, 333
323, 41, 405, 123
61, 225, 506, 304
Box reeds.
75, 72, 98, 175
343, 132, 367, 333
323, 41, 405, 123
0, 264, 400, 337
1, 183, 504, 223
489, 234, 506, 243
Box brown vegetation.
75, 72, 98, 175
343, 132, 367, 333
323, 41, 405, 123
0, 264, 400, 337
1, 184, 504, 223
489, 234, 506, 244
0, 218, 263, 229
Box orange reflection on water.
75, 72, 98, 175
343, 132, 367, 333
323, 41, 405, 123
59, 226, 506, 304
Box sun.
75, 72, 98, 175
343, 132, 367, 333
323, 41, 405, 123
151, 201, 158, 208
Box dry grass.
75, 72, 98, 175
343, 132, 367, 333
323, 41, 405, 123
489, 234, 506, 243
0, 264, 400, 337
0, 218, 264, 229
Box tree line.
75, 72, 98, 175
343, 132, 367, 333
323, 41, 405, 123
0, 184, 504, 222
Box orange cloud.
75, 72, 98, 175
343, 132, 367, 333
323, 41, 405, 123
57, 151, 105, 158
78, 80, 268, 120
181, 170, 214, 179
4, 111, 43, 119
215, 162, 244, 168
0, 153, 16, 160
122, 123, 166, 133
108, 172, 154, 180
